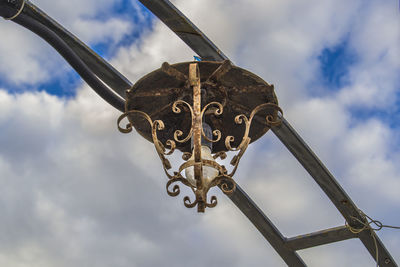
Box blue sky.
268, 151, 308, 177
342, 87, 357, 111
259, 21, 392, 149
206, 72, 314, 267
0, 0, 399, 266
318, 36, 357, 89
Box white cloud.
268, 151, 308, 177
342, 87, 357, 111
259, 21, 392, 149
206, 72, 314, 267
111, 21, 194, 82
338, 0, 400, 109
340, 119, 400, 202
0, 24, 50, 84
71, 18, 132, 45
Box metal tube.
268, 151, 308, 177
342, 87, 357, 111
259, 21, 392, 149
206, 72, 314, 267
12, 13, 125, 112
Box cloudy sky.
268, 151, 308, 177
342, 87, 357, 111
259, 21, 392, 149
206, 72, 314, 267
0, 0, 399, 266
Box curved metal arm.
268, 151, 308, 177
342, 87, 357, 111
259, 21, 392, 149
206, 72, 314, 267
12, 13, 125, 111
0, 0, 131, 104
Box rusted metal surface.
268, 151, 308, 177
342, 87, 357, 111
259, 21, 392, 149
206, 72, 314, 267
162, 62, 188, 82
126, 60, 279, 153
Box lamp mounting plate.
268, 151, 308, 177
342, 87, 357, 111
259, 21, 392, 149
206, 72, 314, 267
125, 60, 278, 153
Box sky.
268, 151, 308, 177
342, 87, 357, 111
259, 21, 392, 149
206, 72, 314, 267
0, 0, 399, 266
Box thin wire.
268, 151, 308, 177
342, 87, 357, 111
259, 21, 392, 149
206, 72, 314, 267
345, 209, 400, 267
4, 0, 26, 20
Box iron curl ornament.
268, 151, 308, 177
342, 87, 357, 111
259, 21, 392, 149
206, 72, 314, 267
118, 61, 282, 212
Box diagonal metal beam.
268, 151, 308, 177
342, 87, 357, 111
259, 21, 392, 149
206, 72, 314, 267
272, 118, 397, 266
227, 184, 306, 267
138, 0, 228, 61
285, 226, 358, 251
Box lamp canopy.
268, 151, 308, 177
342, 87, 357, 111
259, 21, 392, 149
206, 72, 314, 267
125, 60, 279, 153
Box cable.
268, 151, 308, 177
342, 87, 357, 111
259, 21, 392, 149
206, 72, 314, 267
345, 209, 400, 267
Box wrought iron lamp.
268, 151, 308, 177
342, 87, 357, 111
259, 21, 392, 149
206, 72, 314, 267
118, 60, 282, 212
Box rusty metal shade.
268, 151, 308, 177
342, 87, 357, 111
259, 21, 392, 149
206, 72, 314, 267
125, 61, 279, 153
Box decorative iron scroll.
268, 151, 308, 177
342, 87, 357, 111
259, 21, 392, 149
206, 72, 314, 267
118, 62, 282, 212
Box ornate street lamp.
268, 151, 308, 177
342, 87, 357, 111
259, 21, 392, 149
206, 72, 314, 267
118, 60, 282, 212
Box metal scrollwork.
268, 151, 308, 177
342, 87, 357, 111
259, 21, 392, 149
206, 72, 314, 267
219, 176, 237, 194
200, 102, 223, 143
225, 114, 250, 151
172, 100, 194, 143
224, 103, 283, 177
166, 176, 190, 196
250, 103, 283, 127
184, 196, 198, 208
213, 151, 227, 160
205, 196, 218, 208
210, 175, 236, 195
117, 110, 176, 178
166, 178, 181, 197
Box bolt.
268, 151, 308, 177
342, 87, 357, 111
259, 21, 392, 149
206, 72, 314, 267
384, 258, 391, 264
